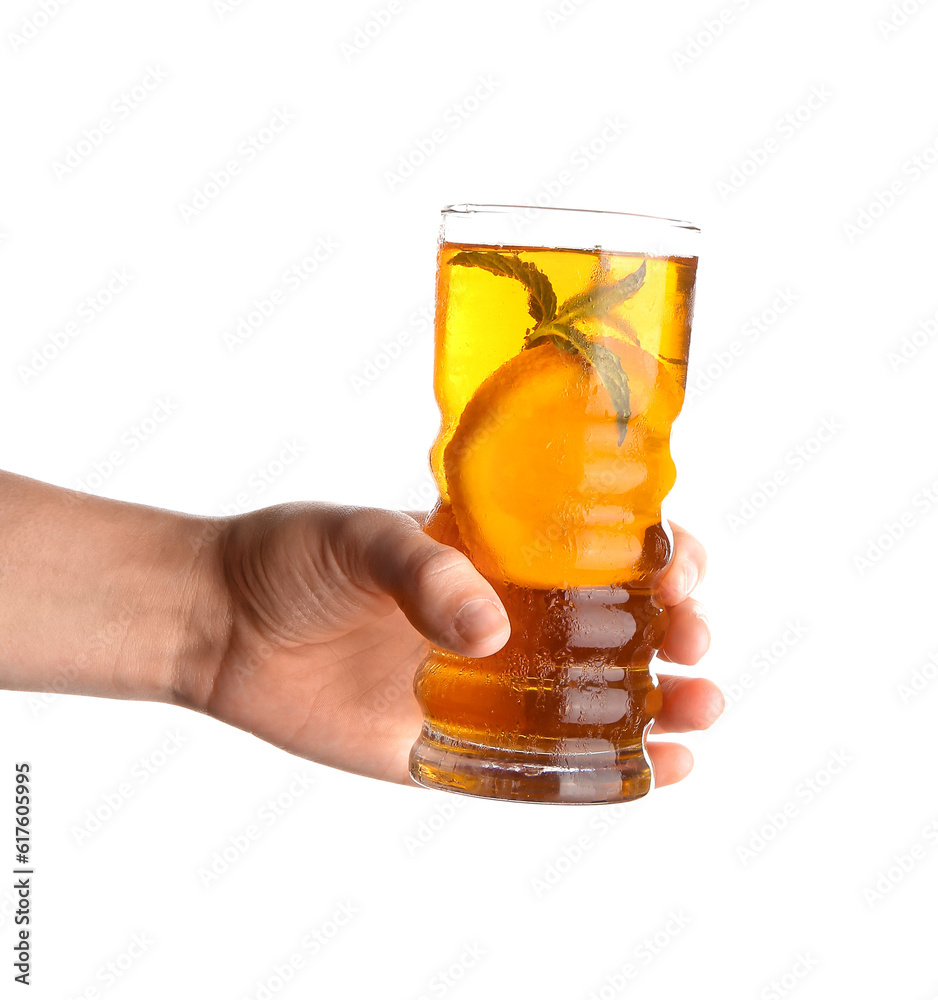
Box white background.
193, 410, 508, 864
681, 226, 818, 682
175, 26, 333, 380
2, 0, 938, 997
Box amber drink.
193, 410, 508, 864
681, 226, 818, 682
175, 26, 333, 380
409, 204, 699, 803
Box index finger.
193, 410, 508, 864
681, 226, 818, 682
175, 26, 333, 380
658, 521, 708, 607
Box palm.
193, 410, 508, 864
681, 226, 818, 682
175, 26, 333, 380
206, 509, 431, 783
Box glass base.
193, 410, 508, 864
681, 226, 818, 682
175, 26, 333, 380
409, 726, 653, 805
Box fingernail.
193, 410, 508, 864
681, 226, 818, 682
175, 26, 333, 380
682, 561, 699, 598
453, 599, 509, 644
709, 687, 726, 724
695, 609, 711, 658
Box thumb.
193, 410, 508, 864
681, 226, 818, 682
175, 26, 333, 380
340, 509, 511, 657
338, 509, 510, 658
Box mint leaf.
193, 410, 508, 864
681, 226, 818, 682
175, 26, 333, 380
450, 250, 557, 326
594, 310, 641, 348
555, 257, 647, 324
547, 323, 632, 445
449, 248, 644, 445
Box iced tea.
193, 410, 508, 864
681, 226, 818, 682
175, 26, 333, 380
409, 206, 698, 803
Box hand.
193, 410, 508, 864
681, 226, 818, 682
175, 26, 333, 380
183, 505, 722, 787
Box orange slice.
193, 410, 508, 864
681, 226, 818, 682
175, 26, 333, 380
444, 340, 682, 589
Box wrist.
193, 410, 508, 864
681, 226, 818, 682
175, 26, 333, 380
160, 512, 233, 713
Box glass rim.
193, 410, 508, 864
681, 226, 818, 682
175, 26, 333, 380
442, 202, 700, 234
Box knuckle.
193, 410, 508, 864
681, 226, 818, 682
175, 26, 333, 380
409, 544, 469, 595
337, 504, 385, 541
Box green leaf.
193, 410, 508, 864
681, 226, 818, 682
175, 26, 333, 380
449, 248, 642, 446
555, 257, 647, 323
449, 250, 557, 326
548, 323, 632, 445
527, 332, 578, 356
594, 310, 641, 348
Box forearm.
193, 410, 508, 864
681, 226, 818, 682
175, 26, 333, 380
0, 472, 228, 706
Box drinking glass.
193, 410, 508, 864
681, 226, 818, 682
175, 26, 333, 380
409, 204, 699, 804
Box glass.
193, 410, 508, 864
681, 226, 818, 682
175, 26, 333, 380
409, 204, 700, 804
